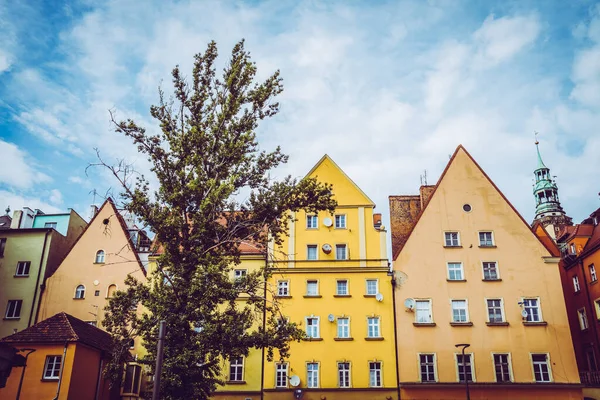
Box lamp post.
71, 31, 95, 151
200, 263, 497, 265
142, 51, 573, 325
455, 343, 470, 400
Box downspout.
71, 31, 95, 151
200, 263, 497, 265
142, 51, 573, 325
53, 342, 68, 400
29, 230, 50, 327
260, 246, 267, 400
94, 356, 104, 400
390, 268, 401, 400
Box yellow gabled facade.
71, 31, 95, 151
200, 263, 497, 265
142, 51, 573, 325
264, 155, 396, 400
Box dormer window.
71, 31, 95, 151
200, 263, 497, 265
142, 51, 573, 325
95, 250, 105, 264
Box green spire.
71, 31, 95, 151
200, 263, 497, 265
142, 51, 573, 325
535, 141, 547, 170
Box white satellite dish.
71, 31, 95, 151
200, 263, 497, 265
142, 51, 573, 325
328, 314, 335, 322
375, 293, 384, 302
521, 309, 528, 318
323, 217, 333, 227
289, 375, 300, 387
322, 243, 332, 254
404, 298, 415, 310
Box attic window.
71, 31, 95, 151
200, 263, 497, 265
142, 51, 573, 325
463, 204, 472, 213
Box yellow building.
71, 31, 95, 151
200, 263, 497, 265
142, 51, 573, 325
390, 146, 581, 399
0, 209, 87, 339
263, 155, 395, 400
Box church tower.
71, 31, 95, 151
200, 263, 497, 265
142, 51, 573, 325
532, 140, 572, 238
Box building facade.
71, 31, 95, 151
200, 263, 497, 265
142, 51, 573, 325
391, 146, 581, 399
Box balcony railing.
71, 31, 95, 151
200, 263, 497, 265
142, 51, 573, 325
580, 371, 600, 386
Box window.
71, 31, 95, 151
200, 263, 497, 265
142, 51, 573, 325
369, 362, 382, 387
75, 285, 85, 299
306, 280, 318, 296
415, 300, 432, 323
94, 290, 100, 296
129, 339, 135, 349
366, 279, 378, 296
579, 308, 589, 330
277, 280, 289, 296
335, 214, 346, 229
15, 261, 31, 276
487, 299, 504, 323
463, 204, 472, 212
591, 264, 597, 283
479, 232, 494, 247
337, 318, 350, 338
586, 349, 598, 371
419, 354, 436, 382
570, 243, 576, 255
275, 363, 288, 387
444, 232, 460, 246
493, 354, 511, 382
531, 354, 551, 382
5, 300, 22, 319
123, 364, 142, 394
234, 269, 247, 280
95, 250, 105, 263
306, 215, 318, 229
229, 357, 244, 382
0, 238, 6, 256
307, 363, 319, 388
306, 317, 319, 338
107, 284, 117, 298
43, 356, 62, 380
573, 276, 581, 292
456, 354, 473, 382
336, 244, 347, 260
482, 262, 499, 280
307, 245, 318, 260
44, 222, 57, 229
336, 280, 348, 295
87, 321, 97, 327
451, 300, 468, 323
595, 299, 600, 320
447, 262, 464, 280
338, 362, 351, 387
367, 317, 380, 337
523, 298, 542, 322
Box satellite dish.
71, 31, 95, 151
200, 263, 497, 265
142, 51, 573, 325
322, 244, 332, 254
375, 293, 384, 302
521, 309, 528, 318
289, 375, 300, 387
323, 217, 333, 227
328, 314, 335, 322
404, 298, 415, 310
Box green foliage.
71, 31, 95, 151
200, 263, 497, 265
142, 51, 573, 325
101, 40, 336, 400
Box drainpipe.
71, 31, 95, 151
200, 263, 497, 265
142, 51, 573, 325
94, 356, 104, 400
260, 246, 268, 400
390, 269, 401, 400
29, 230, 50, 327
53, 342, 68, 400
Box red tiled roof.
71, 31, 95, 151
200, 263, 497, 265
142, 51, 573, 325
0, 312, 113, 352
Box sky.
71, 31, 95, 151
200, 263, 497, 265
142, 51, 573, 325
0, 0, 599, 230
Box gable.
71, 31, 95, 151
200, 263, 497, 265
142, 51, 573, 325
306, 155, 374, 207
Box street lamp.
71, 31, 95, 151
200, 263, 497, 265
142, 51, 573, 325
455, 343, 471, 400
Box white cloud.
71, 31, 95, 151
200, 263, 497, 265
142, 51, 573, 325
49, 189, 63, 205
0, 139, 51, 189
0, 190, 63, 214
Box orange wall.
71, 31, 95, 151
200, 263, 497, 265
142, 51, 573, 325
69, 343, 111, 400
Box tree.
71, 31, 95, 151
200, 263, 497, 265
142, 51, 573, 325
99, 40, 336, 400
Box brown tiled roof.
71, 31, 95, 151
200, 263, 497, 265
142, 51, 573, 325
0, 215, 11, 230
0, 312, 113, 352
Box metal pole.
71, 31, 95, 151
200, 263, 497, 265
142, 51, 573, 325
152, 321, 166, 400
455, 343, 470, 400
15, 349, 35, 400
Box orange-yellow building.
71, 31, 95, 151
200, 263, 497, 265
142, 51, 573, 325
0, 312, 116, 400
390, 146, 581, 399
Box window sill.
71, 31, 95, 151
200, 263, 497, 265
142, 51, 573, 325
226, 380, 247, 385
3, 317, 20, 321
364, 294, 377, 298
334, 337, 354, 341
591, 280, 599, 285
479, 245, 497, 248
92, 262, 105, 265
13, 275, 30, 278
581, 328, 590, 332
482, 278, 502, 282
443, 245, 463, 249
365, 337, 384, 341
333, 294, 352, 298
275, 295, 292, 299
303, 295, 322, 298
450, 322, 473, 327
302, 337, 323, 341
523, 321, 547, 326
574, 291, 582, 295
413, 322, 436, 327
41, 378, 60, 382
73, 298, 85, 300
447, 279, 467, 282
486, 322, 509, 326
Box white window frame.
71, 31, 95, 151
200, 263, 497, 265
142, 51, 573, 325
418, 353, 437, 382
43, 355, 62, 380
335, 244, 348, 260
229, 356, 244, 382
306, 215, 318, 229
337, 362, 351, 388
522, 297, 543, 322
595, 298, 600, 320
275, 363, 288, 388
335, 214, 347, 229
530, 353, 553, 383
591, 264, 598, 282
573, 275, 581, 293
491, 353, 513, 383
485, 298, 505, 323
74, 285, 86, 299
306, 280, 319, 296
305, 316, 320, 338
366, 279, 378, 296
44, 222, 57, 229
367, 316, 381, 338
415, 299, 433, 324
450, 299, 469, 323
5, 300, 22, 319
444, 231, 460, 247
95, 249, 105, 263
578, 307, 589, 331
234, 269, 247, 280
15, 261, 31, 277
277, 280, 289, 296
447, 262, 464, 281
570, 243, 576, 254
482, 261, 500, 280
479, 231, 495, 247
337, 317, 350, 338
306, 362, 319, 388
336, 279, 349, 296
369, 361, 382, 387
307, 245, 318, 260
454, 353, 476, 382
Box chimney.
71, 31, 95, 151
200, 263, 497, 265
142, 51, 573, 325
21, 207, 35, 229
10, 210, 23, 229
90, 205, 99, 220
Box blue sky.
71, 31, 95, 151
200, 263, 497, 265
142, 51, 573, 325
0, 0, 599, 227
